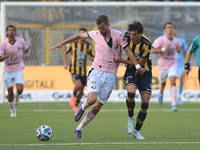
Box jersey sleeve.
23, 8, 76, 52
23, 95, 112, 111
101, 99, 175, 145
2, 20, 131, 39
119, 33, 128, 49
152, 37, 162, 49
66, 43, 72, 53
189, 36, 199, 53
141, 43, 152, 59
0, 43, 5, 56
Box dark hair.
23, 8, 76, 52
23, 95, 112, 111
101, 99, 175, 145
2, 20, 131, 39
79, 27, 87, 32
164, 22, 174, 29
127, 20, 143, 34
96, 15, 109, 25
6, 25, 16, 31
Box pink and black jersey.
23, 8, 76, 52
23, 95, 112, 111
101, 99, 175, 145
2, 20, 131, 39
88, 28, 128, 74
152, 35, 179, 70
0, 36, 28, 73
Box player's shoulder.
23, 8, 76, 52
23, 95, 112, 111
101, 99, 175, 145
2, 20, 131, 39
15, 36, 25, 41
194, 35, 200, 41
141, 35, 152, 45
123, 31, 130, 38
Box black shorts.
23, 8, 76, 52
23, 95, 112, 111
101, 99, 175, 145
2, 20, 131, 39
71, 73, 87, 86
124, 69, 152, 95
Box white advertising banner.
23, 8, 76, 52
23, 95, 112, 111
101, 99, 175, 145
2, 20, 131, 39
4, 90, 200, 102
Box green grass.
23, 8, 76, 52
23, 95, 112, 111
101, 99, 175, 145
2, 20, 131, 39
0, 101, 200, 150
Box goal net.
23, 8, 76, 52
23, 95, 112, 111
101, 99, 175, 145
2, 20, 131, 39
1, 2, 200, 102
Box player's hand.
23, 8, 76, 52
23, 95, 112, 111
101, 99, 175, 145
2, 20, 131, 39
64, 63, 69, 69
181, 69, 189, 80
50, 43, 63, 51
176, 45, 181, 53
135, 67, 146, 76
23, 54, 29, 60
114, 56, 121, 63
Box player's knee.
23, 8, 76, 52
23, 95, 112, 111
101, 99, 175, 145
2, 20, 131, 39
141, 103, 149, 113
128, 92, 135, 98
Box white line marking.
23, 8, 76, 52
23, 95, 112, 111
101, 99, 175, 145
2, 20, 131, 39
0, 142, 200, 146
3, 108, 200, 112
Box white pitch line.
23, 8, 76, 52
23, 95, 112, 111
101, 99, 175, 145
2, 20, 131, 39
0, 142, 200, 146
8, 108, 200, 112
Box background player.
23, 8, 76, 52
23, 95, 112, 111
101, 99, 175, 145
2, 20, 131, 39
0, 25, 30, 117
173, 26, 188, 105
50, 15, 145, 139
63, 27, 94, 112
152, 22, 181, 111
114, 20, 152, 139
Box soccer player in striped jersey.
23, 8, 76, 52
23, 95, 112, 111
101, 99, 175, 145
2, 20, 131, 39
152, 22, 181, 111
0, 25, 30, 117
114, 21, 152, 139
63, 27, 94, 113
182, 35, 200, 84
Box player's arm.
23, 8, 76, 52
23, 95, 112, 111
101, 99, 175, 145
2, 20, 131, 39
152, 44, 170, 53
0, 53, 11, 62
23, 49, 30, 60
123, 46, 145, 75
50, 32, 89, 51
63, 50, 69, 69
115, 56, 146, 67
181, 50, 192, 79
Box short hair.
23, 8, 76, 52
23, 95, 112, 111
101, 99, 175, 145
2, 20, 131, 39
79, 27, 87, 32
164, 22, 174, 29
96, 14, 109, 25
6, 25, 16, 31
127, 20, 143, 34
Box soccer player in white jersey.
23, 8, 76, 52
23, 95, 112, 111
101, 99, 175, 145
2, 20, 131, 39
0, 25, 30, 117
173, 26, 188, 105
152, 22, 181, 111
50, 15, 145, 139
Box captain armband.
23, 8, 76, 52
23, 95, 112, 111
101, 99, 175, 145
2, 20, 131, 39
184, 63, 190, 70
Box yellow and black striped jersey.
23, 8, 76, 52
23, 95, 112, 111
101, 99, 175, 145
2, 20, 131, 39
66, 41, 94, 76
123, 31, 152, 72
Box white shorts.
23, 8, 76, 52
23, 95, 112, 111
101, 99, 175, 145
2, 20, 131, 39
87, 68, 116, 104
159, 65, 177, 83
4, 70, 24, 89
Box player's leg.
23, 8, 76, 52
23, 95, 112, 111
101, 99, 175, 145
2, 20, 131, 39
4, 72, 16, 117
74, 68, 100, 122
177, 65, 184, 105
170, 76, 178, 111
70, 74, 82, 109
178, 76, 184, 105
7, 87, 17, 117
158, 69, 168, 105
126, 85, 136, 134
14, 70, 25, 105
169, 66, 178, 111
133, 73, 151, 139
75, 69, 115, 139
75, 76, 87, 107
124, 71, 138, 134
133, 93, 150, 139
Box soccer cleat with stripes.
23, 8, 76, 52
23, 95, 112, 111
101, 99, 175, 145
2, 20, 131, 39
74, 129, 83, 139
74, 103, 85, 122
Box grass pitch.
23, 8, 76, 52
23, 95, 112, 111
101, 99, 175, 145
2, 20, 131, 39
0, 101, 200, 150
